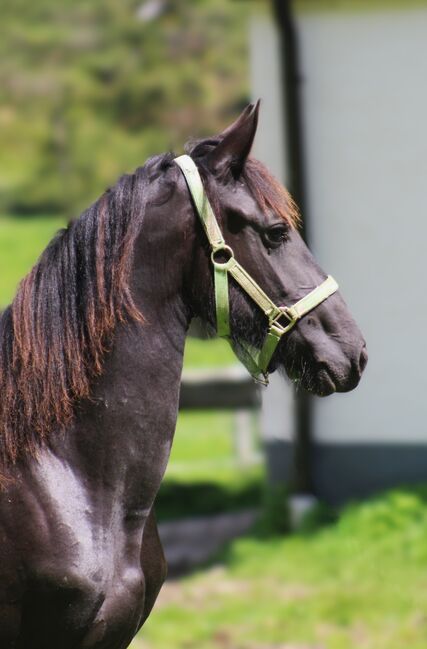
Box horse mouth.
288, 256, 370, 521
275, 333, 367, 396
280, 356, 338, 397
301, 366, 337, 397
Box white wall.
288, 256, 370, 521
252, 6, 427, 447
249, 13, 288, 184
297, 7, 427, 443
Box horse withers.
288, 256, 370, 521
0, 103, 367, 648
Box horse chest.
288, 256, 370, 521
1, 475, 150, 649
18, 528, 147, 649
77, 559, 146, 649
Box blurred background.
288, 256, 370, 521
1, 1, 427, 647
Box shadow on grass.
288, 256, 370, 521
155, 477, 264, 522
156, 475, 427, 579
155, 478, 341, 578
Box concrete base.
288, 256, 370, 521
265, 441, 427, 505
159, 509, 258, 576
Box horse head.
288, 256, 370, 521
182, 102, 367, 395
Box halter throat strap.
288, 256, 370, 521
175, 154, 338, 384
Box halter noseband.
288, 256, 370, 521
175, 154, 338, 385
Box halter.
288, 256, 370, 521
175, 154, 338, 385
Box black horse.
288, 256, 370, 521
0, 103, 367, 648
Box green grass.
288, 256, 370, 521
134, 486, 427, 649
156, 469, 263, 522
183, 338, 235, 368
158, 408, 263, 520
169, 412, 235, 468
0, 216, 66, 308
156, 410, 263, 520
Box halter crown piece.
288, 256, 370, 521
175, 154, 338, 385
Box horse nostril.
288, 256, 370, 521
359, 345, 368, 374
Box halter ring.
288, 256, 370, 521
211, 245, 235, 269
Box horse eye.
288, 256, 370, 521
263, 225, 289, 248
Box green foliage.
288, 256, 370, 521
256, 483, 291, 535
157, 473, 263, 521
0, 0, 250, 215
297, 498, 338, 534
337, 487, 427, 550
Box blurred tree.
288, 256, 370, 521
0, 0, 251, 216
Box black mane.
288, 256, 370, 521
0, 154, 172, 468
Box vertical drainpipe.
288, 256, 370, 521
271, 0, 313, 494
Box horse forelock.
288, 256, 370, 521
0, 155, 173, 470
241, 158, 300, 229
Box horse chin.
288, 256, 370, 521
276, 361, 336, 397
278, 355, 365, 397
301, 366, 337, 397
275, 329, 367, 396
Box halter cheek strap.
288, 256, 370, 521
175, 154, 338, 385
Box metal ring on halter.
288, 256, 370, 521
211, 245, 235, 270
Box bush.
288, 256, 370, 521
0, 0, 251, 215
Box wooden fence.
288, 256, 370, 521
179, 366, 261, 465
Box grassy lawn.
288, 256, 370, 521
183, 337, 235, 368
133, 486, 427, 649
0, 216, 66, 307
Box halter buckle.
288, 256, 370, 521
269, 306, 298, 336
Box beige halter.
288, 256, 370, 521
175, 154, 338, 384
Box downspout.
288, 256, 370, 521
271, 0, 313, 494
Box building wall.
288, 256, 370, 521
252, 5, 427, 502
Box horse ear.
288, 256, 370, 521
207, 100, 260, 178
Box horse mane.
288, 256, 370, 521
0, 139, 299, 471
0, 154, 172, 468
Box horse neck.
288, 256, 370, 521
49, 188, 193, 511
55, 298, 188, 514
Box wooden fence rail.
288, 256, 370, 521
179, 366, 260, 410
